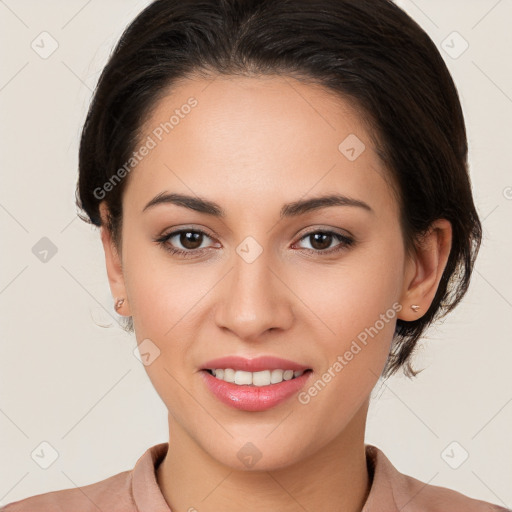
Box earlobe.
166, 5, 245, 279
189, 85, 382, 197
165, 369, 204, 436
99, 203, 131, 316
114, 297, 126, 313
398, 219, 452, 321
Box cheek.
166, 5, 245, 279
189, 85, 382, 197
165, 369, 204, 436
289, 235, 403, 409
292, 236, 403, 338
123, 247, 202, 413
122, 236, 206, 336
296, 274, 400, 438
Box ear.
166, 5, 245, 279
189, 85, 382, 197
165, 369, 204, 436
398, 219, 452, 321
99, 202, 131, 316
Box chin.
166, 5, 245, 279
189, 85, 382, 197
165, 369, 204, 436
200, 434, 313, 472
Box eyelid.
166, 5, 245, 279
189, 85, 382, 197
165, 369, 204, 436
158, 224, 218, 241
292, 228, 354, 252
153, 226, 219, 258
294, 225, 354, 241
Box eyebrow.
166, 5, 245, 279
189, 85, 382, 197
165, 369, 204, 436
142, 192, 373, 217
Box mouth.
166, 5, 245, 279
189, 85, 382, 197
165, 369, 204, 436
203, 368, 312, 386
199, 356, 313, 411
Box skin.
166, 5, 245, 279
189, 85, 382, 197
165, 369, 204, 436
99, 75, 452, 512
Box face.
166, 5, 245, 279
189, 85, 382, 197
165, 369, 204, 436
102, 75, 419, 470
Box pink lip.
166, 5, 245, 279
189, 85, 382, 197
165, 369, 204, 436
201, 355, 310, 372
200, 370, 312, 412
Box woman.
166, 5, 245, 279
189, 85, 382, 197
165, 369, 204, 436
2, 0, 509, 510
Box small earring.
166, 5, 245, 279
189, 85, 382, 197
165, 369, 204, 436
410, 304, 420, 312
114, 298, 125, 312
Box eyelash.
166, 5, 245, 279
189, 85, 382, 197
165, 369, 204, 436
154, 228, 354, 259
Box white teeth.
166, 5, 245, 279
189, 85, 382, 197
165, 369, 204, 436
283, 370, 294, 381
252, 370, 271, 387
224, 368, 236, 383
209, 368, 306, 386
234, 370, 252, 385
270, 369, 283, 384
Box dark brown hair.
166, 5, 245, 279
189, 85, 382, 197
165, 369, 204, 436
76, 0, 482, 379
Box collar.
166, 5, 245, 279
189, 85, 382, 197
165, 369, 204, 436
131, 442, 412, 512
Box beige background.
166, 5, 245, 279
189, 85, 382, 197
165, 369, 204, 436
0, 0, 511, 507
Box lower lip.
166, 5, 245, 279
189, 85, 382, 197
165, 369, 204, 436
201, 370, 312, 412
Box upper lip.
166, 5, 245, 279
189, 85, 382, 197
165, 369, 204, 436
201, 356, 310, 372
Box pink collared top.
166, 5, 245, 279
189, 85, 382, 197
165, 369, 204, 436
1, 443, 509, 511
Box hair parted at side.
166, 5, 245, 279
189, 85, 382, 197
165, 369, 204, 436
76, 0, 482, 379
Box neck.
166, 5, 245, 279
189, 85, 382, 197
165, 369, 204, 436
156, 404, 371, 512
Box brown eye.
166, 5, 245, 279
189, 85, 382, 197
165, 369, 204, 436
155, 229, 215, 257
308, 232, 334, 251
178, 231, 204, 250
295, 230, 354, 255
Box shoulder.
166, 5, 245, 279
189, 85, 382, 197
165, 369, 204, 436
395, 470, 509, 511
0, 470, 134, 512
365, 444, 510, 512
0, 443, 170, 512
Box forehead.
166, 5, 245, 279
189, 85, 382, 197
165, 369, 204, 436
125, 75, 394, 217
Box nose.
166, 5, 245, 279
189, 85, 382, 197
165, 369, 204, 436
214, 249, 294, 342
